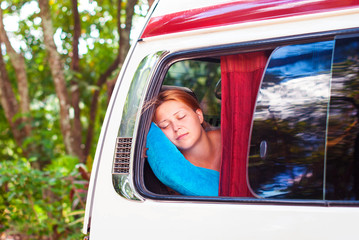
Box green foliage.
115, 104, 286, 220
0, 109, 23, 160
0, 0, 147, 161
0, 157, 88, 239
0, 0, 149, 238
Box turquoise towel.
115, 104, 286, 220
146, 122, 219, 196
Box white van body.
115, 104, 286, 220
83, 0, 359, 239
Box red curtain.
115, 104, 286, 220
219, 51, 270, 197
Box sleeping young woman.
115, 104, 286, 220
146, 88, 221, 196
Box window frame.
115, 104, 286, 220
133, 27, 359, 206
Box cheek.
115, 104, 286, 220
187, 117, 203, 133
162, 128, 175, 141
186, 114, 201, 127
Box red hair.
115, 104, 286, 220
154, 89, 200, 111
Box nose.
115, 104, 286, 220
172, 120, 181, 132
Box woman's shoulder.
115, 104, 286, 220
207, 128, 221, 142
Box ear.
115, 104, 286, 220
195, 109, 204, 124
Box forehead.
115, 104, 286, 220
155, 100, 192, 120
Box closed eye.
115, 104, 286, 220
159, 122, 169, 129
177, 113, 186, 120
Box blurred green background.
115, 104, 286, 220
0, 0, 152, 238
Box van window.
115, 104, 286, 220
140, 35, 359, 202
248, 37, 359, 201
248, 41, 334, 199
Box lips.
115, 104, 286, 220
176, 133, 188, 141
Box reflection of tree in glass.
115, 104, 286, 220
326, 37, 359, 200
249, 41, 333, 200
249, 113, 325, 199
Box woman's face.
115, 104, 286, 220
154, 100, 204, 151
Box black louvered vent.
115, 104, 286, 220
113, 137, 132, 174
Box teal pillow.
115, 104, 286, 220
146, 122, 219, 196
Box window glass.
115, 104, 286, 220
248, 41, 334, 199
326, 36, 359, 200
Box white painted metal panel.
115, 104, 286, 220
83, 0, 359, 238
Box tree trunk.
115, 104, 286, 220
83, 0, 138, 159
0, 8, 31, 137
0, 43, 25, 146
38, 0, 85, 161
0, 8, 31, 146
107, 0, 137, 97
70, 0, 84, 161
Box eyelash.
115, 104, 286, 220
160, 115, 186, 129
177, 114, 186, 119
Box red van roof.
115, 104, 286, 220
141, 0, 359, 38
